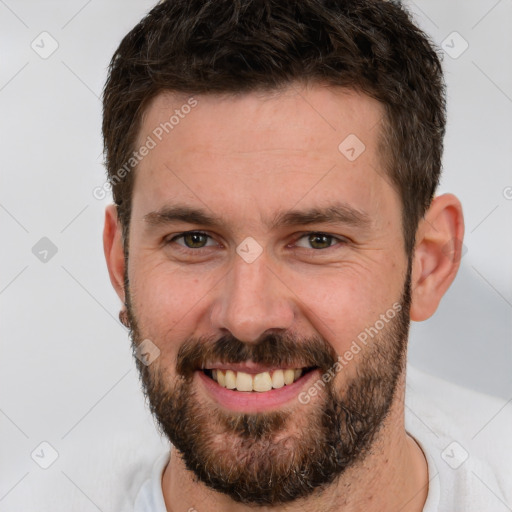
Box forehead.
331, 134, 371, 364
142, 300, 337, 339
137, 85, 383, 155
131, 84, 396, 230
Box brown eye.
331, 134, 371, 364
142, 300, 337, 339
308, 233, 333, 249
182, 232, 208, 248
168, 231, 214, 249
295, 232, 342, 250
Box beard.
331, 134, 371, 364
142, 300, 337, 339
124, 260, 412, 505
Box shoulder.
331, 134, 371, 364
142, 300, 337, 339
405, 364, 512, 505
406, 364, 512, 436
17, 426, 169, 512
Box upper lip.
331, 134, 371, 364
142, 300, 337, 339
201, 361, 311, 373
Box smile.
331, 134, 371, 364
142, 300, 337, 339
204, 368, 310, 392
198, 364, 320, 411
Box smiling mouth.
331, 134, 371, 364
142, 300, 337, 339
202, 367, 317, 392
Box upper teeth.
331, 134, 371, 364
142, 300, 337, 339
211, 368, 303, 392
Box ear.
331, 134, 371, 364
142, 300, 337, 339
410, 193, 465, 321
103, 204, 126, 304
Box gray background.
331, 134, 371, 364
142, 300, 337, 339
1, 0, 511, 509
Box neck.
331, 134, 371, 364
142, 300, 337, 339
161, 371, 429, 512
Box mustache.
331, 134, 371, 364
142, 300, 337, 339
176, 331, 339, 378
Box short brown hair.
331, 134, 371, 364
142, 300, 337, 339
102, 0, 445, 256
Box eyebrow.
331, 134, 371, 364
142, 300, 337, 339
143, 202, 372, 231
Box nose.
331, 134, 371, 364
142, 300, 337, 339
210, 251, 295, 343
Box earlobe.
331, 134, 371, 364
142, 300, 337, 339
409, 193, 465, 322
103, 204, 127, 304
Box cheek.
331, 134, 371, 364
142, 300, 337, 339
299, 283, 372, 352
291, 264, 402, 354
129, 260, 211, 342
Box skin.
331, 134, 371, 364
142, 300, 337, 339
103, 83, 464, 511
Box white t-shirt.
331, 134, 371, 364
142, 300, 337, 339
13, 364, 511, 511
133, 365, 512, 511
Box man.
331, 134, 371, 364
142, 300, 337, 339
102, 0, 512, 510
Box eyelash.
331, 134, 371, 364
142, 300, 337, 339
165, 231, 348, 253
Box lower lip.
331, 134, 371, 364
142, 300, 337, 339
197, 369, 320, 412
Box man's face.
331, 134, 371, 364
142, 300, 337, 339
124, 85, 411, 504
